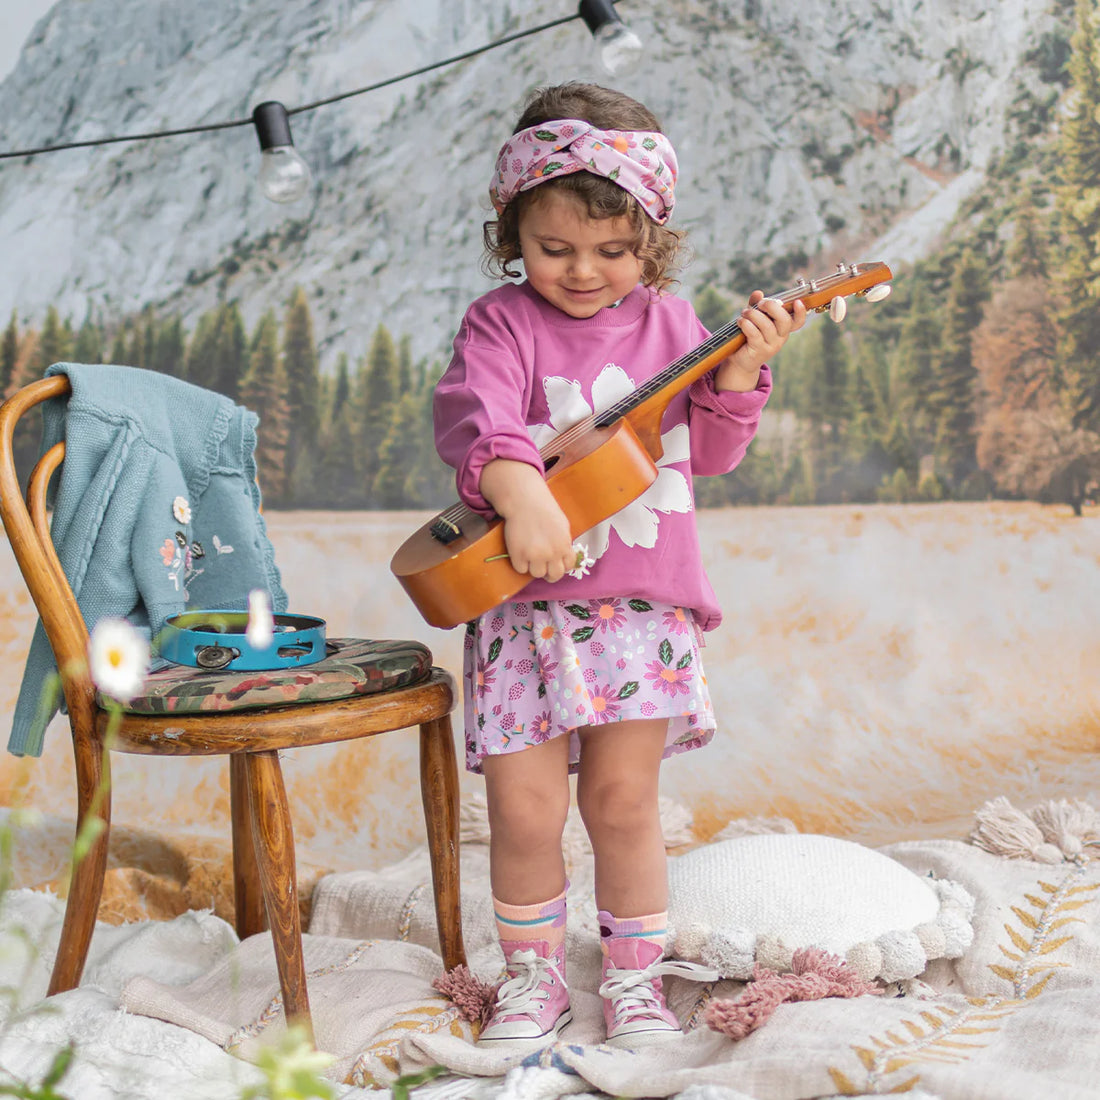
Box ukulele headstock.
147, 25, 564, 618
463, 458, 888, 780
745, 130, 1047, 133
777, 261, 893, 323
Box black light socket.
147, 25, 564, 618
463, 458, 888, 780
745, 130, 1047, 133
252, 101, 294, 151
578, 0, 621, 34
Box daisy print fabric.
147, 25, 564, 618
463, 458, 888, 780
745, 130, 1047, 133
463, 597, 715, 773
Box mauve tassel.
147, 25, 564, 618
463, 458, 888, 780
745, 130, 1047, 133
705, 947, 880, 1041
433, 965, 499, 1029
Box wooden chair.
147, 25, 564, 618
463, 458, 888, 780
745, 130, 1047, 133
0, 374, 466, 1028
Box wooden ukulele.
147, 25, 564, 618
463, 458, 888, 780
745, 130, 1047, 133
391, 261, 893, 628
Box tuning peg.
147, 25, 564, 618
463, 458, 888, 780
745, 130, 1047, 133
864, 284, 892, 302
829, 296, 847, 323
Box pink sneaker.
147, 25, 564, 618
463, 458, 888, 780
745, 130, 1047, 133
477, 940, 572, 1054
599, 937, 718, 1049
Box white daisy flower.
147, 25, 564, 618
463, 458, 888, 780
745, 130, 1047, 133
246, 588, 275, 649
568, 542, 595, 579
172, 495, 192, 524
88, 619, 149, 702
529, 364, 693, 563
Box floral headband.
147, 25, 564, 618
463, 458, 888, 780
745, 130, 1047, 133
489, 118, 678, 225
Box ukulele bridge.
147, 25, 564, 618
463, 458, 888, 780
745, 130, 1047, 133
430, 516, 462, 544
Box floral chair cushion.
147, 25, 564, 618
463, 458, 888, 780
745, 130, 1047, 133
114, 638, 433, 715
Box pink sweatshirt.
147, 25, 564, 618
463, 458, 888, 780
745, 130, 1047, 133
433, 280, 771, 631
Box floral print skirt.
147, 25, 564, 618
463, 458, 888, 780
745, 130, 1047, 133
462, 596, 715, 774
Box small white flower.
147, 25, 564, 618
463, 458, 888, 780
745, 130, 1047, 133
246, 589, 275, 649
88, 619, 149, 702
252, 1024, 335, 1098
172, 495, 192, 524
567, 542, 595, 579
7, 808, 44, 830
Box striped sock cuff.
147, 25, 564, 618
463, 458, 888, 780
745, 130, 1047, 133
493, 883, 568, 950
598, 908, 668, 954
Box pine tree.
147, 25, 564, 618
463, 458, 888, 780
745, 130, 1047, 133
1054, 0, 1100, 433
397, 335, 413, 395
844, 342, 893, 500
315, 354, 363, 507
240, 310, 291, 505
110, 324, 130, 365
374, 392, 425, 507
35, 306, 72, 373
1007, 186, 1051, 280
184, 309, 219, 387
693, 285, 735, 332
152, 317, 186, 376
212, 303, 247, 400
360, 324, 401, 503
932, 248, 991, 492
184, 304, 246, 399
282, 287, 321, 502
800, 318, 850, 501
397, 378, 457, 509
891, 275, 941, 457
73, 313, 103, 364
1, 311, 17, 394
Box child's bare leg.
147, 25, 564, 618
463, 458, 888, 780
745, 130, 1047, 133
578, 719, 713, 1047
481, 733, 572, 903
478, 735, 575, 1050
575, 718, 669, 915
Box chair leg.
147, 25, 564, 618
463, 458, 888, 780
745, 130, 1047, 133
418, 714, 466, 972
48, 738, 111, 996
230, 754, 267, 938
244, 750, 311, 1029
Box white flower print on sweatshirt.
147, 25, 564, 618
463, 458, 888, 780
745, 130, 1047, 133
527, 363, 693, 563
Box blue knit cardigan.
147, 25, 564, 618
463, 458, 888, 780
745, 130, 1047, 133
9, 363, 288, 757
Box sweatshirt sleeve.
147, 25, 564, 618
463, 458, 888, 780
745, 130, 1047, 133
687, 365, 773, 477
433, 303, 544, 515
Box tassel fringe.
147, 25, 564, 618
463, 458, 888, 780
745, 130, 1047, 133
969, 796, 1100, 862
705, 946, 880, 1041
433, 965, 498, 1030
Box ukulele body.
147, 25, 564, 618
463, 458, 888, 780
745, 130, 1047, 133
391, 417, 659, 628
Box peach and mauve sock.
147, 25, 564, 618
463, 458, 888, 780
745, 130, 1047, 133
493, 883, 568, 957
598, 909, 668, 958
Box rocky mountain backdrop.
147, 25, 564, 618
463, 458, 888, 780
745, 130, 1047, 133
0, 0, 1067, 369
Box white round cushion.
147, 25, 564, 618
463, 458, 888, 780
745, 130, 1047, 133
668, 833, 972, 981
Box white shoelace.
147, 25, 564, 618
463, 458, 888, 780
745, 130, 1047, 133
493, 948, 564, 1018
599, 957, 720, 1022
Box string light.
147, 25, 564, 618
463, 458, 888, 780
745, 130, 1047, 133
0, 3, 636, 203
252, 102, 311, 204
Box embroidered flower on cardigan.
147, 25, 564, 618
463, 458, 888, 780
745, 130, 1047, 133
172, 496, 192, 524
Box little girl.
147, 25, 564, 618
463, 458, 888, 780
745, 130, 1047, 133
433, 82, 805, 1052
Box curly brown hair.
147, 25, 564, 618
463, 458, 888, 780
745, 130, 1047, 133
483, 83, 686, 293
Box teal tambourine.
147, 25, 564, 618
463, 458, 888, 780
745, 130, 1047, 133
158, 610, 327, 671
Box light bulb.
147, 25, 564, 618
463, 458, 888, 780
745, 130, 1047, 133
593, 20, 644, 76
251, 101, 312, 204
578, 0, 645, 77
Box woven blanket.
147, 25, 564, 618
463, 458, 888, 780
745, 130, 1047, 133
121, 819, 1100, 1098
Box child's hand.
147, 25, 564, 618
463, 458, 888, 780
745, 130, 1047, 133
714, 291, 807, 392
480, 459, 576, 581
502, 496, 575, 582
